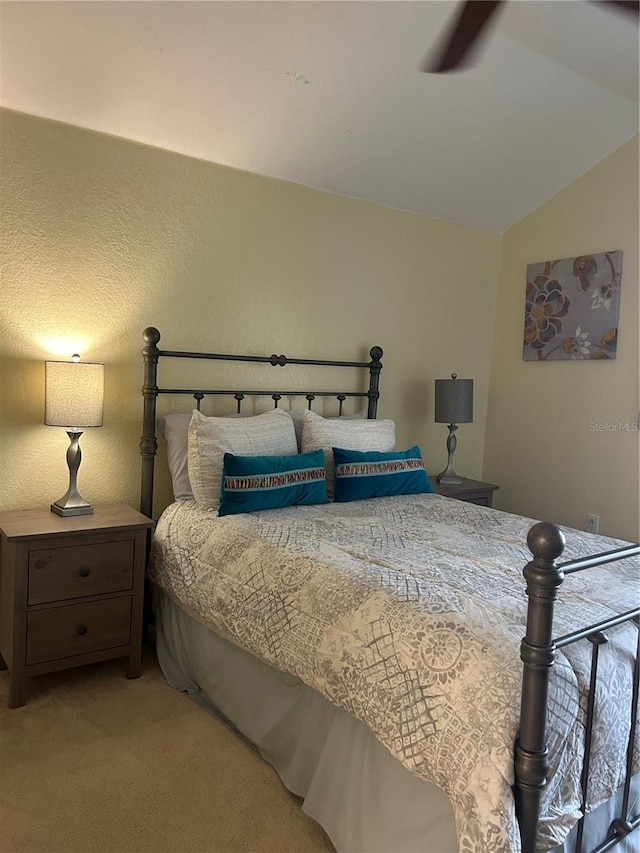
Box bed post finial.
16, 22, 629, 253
143, 326, 161, 348
527, 521, 566, 564
367, 346, 383, 419
515, 521, 566, 853
140, 327, 161, 520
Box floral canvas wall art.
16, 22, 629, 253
523, 250, 623, 361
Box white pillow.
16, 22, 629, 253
300, 409, 396, 497
158, 408, 366, 501
157, 411, 251, 500
188, 408, 298, 511
288, 408, 366, 451
157, 413, 193, 500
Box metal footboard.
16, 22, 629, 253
514, 521, 640, 853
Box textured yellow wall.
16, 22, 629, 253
484, 136, 639, 541
0, 108, 501, 518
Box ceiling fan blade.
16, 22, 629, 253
594, 0, 639, 16
421, 0, 506, 74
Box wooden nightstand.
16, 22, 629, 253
429, 477, 499, 507
0, 503, 153, 708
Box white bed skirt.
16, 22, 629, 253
154, 589, 639, 853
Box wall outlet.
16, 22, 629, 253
584, 514, 600, 534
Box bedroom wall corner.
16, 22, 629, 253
484, 135, 639, 542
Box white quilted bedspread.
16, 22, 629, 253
149, 494, 639, 852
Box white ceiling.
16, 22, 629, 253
1, 0, 638, 233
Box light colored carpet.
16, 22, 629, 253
0, 649, 334, 853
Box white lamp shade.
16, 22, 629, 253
45, 360, 104, 428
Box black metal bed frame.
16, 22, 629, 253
139, 327, 383, 520
516, 523, 639, 853
139, 327, 639, 852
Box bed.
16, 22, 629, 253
139, 327, 639, 853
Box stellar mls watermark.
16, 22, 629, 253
590, 421, 639, 432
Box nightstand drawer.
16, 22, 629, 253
26, 597, 132, 665
28, 540, 134, 605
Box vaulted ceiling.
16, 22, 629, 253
1, 1, 638, 232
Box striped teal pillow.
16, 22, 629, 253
333, 446, 433, 502
219, 449, 328, 516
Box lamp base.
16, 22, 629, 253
50, 430, 94, 517
51, 500, 94, 517
436, 473, 464, 486
436, 424, 464, 485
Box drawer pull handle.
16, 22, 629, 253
77, 625, 88, 636
79, 568, 91, 578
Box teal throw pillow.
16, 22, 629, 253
219, 449, 328, 516
332, 445, 433, 502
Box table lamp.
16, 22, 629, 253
434, 373, 473, 485
45, 354, 104, 516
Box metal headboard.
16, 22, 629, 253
139, 327, 384, 519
